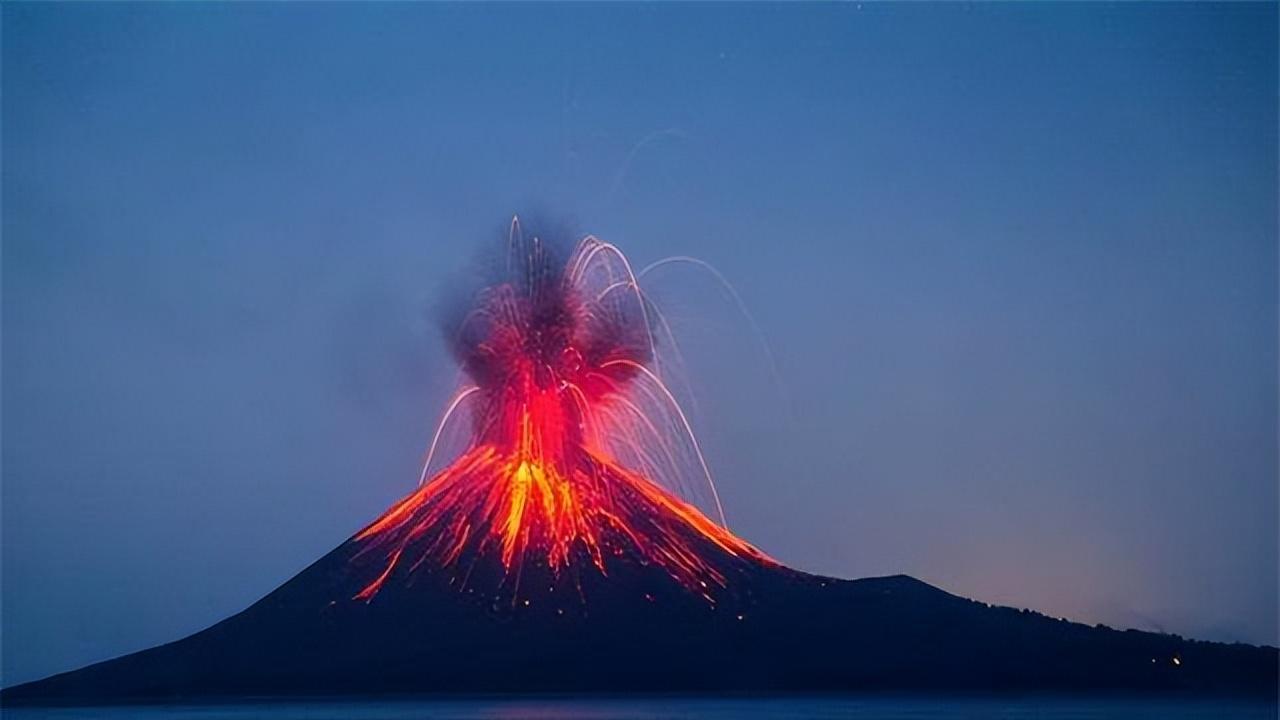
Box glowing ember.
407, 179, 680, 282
352, 219, 771, 602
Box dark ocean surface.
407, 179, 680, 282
4, 697, 1277, 720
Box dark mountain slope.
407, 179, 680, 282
4, 524, 1275, 705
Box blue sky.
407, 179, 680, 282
3, 3, 1276, 685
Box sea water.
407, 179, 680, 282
3, 697, 1276, 720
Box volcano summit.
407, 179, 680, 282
3, 223, 1275, 705
349, 222, 771, 606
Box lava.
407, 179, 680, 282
352, 219, 771, 602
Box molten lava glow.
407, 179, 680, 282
352, 220, 771, 602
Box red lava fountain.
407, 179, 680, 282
352, 220, 771, 604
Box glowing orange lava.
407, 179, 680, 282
352, 220, 771, 602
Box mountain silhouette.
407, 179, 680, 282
3, 503, 1276, 705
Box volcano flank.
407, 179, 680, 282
3, 223, 1275, 704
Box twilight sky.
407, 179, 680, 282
3, 3, 1276, 686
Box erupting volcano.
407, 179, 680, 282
3, 220, 1275, 706
350, 220, 771, 606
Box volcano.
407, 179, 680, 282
4, 225, 1275, 705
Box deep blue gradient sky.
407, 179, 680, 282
3, 3, 1276, 685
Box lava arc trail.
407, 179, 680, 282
352, 220, 772, 604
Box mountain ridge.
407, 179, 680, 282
4, 529, 1275, 706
